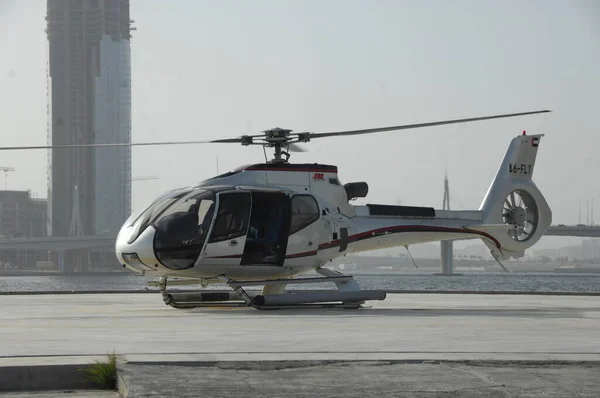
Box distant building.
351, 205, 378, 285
0, 191, 48, 268
46, 0, 133, 236
0, 191, 48, 238
581, 239, 600, 260
533, 239, 600, 262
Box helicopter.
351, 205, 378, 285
2, 110, 552, 309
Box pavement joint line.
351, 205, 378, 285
4, 350, 600, 358
4, 358, 600, 365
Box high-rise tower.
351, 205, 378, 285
442, 168, 450, 211
440, 169, 454, 274
46, 0, 132, 236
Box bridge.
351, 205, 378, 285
0, 235, 115, 272
0, 235, 115, 251
544, 225, 600, 238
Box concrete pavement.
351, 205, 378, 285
1, 293, 600, 360
0, 392, 117, 398
118, 360, 600, 397
2, 292, 600, 395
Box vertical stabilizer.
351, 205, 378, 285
476, 133, 552, 259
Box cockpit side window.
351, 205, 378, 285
289, 195, 320, 235
208, 192, 251, 243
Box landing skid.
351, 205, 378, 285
156, 268, 386, 310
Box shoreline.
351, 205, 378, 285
3, 269, 600, 277
0, 270, 128, 277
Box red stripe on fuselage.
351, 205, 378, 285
204, 226, 500, 261
245, 167, 338, 173
286, 250, 318, 259
204, 250, 318, 260
318, 225, 501, 251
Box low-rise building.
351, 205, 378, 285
0, 190, 48, 268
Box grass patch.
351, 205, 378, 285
80, 351, 118, 390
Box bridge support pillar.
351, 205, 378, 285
76, 249, 90, 273
57, 251, 65, 273
440, 240, 454, 275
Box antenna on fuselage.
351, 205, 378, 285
491, 252, 510, 272
404, 245, 419, 270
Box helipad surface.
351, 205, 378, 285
1, 292, 599, 362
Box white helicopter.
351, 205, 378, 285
4, 110, 552, 309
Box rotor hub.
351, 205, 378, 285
511, 207, 527, 225
264, 127, 293, 139
257, 127, 301, 163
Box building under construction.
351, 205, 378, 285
46, 0, 133, 237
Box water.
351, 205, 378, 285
1, 272, 600, 293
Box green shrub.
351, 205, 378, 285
80, 351, 118, 390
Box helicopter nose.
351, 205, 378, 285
116, 225, 158, 273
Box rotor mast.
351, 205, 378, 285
265, 127, 292, 163
236, 127, 302, 163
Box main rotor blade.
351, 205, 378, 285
0, 109, 550, 151
288, 143, 307, 153
308, 110, 551, 139
209, 138, 247, 143
0, 139, 239, 151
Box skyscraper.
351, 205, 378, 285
46, 0, 132, 236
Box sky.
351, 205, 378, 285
0, 0, 599, 250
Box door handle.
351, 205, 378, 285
229, 240, 238, 246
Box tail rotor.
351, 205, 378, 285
502, 189, 539, 242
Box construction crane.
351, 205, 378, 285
0, 167, 14, 190
132, 176, 158, 182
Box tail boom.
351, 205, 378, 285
346, 213, 500, 254
346, 132, 551, 260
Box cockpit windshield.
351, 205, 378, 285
122, 188, 180, 229
152, 189, 216, 270
126, 188, 194, 244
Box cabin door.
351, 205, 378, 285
201, 192, 251, 265
241, 192, 290, 266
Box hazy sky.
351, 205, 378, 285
1, 0, 599, 249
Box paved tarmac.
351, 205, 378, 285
2, 292, 600, 396
1, 292, 600, 360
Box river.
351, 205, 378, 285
2, 272, 600, 293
